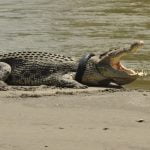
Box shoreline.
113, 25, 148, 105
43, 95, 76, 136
0, 86, 149, 98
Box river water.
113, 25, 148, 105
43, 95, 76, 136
0, 0, 149, 89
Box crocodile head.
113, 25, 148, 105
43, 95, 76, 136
96, 40, 144, 85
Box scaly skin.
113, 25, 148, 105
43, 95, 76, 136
0, 41, 144, 88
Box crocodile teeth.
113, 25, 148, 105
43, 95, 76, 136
136, 70, 147, 77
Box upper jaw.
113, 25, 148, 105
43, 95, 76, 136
109, 40, 144, 61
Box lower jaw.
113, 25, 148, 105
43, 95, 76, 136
112, 76, 137, 85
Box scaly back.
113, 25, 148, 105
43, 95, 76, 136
0, 51, 77, 85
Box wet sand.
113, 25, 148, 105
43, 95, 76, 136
0, 87, 150, 150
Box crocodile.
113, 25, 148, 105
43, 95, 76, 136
0, 40, 144, 88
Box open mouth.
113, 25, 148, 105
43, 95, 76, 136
111, 61, 137, 76
110, 58, 147, 77
109, 40, 146, 77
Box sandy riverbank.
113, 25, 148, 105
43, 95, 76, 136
0, 87, 150, 150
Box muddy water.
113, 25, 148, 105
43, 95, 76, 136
0, 0, 149, 89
